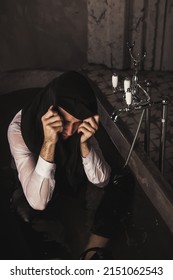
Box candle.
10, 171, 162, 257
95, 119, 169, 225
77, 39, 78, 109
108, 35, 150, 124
112, 73, 118, 89
125, 89, 132, 106
124, 77, 131, 92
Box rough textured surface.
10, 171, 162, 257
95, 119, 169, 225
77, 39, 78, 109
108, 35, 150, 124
87, 0, 173, 70
1, 1, 173, 72
0, 0, 87, 71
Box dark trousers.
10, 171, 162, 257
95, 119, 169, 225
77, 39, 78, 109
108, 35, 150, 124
11, 169, 134, 258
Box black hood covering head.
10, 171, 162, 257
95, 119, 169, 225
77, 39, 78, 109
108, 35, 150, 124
21, 71, 98, 195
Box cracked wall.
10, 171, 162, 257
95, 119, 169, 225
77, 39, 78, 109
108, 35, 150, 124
88, 0, 173, 71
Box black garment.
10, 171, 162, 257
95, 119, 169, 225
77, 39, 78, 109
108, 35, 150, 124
92, 170, 134, 239
11, 167, 134, 241
21, 71, 98, 195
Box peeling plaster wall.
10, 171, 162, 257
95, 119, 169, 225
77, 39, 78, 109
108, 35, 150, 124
0, 0, 87, 71
88, 0, 173, 71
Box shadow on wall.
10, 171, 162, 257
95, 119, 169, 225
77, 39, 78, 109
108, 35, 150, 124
0, 0, 87, 72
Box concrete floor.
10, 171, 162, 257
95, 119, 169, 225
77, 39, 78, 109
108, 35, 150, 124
0, 66, 173, 260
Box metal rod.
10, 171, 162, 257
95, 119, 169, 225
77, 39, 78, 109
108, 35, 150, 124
144, 107, 150, 155
159, 99, 168, 174
144, 81, 151, 155
124, 109, 145, 168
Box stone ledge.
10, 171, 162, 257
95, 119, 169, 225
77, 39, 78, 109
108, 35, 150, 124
95, 84, 173, 234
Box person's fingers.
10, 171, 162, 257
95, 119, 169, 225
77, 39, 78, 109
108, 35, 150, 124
49, 121, 63, 129
44, 115, 63, 126
42, 110, 53, 120
78, 127, 93, 143
48, 105, 54, 111
93, 115, 99, 124
52, 126, 63, 133
83, 116, 99, 130
42, 106, 59, 120
78, 126, 92, 136
79, 122, 95, 134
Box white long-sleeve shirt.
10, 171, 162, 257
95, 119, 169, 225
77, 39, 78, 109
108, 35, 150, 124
7, 110, 111, 210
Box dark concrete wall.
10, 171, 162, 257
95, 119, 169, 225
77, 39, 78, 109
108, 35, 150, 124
0, 0, 87, 71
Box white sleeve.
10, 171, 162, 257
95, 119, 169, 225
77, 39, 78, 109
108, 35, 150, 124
82, 136, 111, 188
7, 111, 56, 210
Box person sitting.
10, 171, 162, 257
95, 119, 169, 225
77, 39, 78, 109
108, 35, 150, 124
7, 71, 133, 259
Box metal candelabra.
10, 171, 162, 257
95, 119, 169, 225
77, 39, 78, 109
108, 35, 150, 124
111, 42, 168, 174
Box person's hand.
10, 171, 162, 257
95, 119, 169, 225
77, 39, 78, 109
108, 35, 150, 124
41, 106, 63, 144
78, 115, 99, 144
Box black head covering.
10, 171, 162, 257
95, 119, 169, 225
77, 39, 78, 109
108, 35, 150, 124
21, 71, 98, 195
